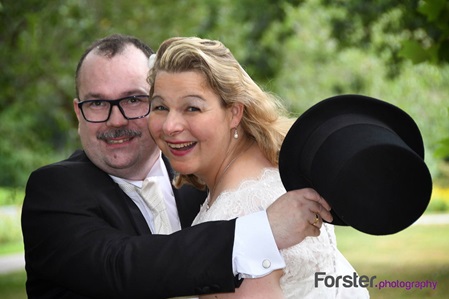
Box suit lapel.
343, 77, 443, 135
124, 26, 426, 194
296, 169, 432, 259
162, 155, 207, 228
116, 185, 152, 235
73, 150, 151, 235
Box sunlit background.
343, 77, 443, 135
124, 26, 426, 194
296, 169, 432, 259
1, 1, 448, 298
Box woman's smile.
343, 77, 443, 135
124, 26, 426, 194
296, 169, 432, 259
166, 140, 197, 156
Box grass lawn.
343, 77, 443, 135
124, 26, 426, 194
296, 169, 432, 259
0, 223, 448, 298
0, 241, 23, 256
335, 223, 449, 298
0, 271, 26, 299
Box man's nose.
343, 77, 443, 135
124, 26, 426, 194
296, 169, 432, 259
107, 105, 128, 127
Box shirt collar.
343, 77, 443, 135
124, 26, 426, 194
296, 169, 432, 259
110, 152, 166, 188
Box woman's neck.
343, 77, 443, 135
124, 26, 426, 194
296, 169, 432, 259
208, 139, 254, 204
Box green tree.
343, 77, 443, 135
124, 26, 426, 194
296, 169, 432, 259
321, 0, 449, 75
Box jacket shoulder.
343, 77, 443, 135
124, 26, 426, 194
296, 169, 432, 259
28, 150, 106, 183
36, 149, 93, 170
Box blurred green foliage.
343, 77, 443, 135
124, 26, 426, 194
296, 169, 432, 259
322, 0, 449, 77
0, 0, 448, 188
0, 271, 27, 299
0, 188, 24, 206
0, 205, 22, 245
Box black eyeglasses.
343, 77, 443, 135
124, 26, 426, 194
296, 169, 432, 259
77, 95, 150, 123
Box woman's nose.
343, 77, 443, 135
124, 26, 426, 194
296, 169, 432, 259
163, 111, 184, 136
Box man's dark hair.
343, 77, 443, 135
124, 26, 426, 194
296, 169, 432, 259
75, 34, 154, 97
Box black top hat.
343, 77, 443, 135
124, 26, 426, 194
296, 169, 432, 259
279, 94, 432, 235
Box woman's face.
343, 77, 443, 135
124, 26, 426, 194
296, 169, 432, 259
149, 71, 236, 182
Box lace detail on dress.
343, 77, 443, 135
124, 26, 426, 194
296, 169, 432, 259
192, 168, 340, 298
194, 168, 283, 223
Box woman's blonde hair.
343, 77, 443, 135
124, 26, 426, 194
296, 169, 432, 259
147, 37, 294, 189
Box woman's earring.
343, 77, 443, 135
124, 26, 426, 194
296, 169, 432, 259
234, 128, 239, 139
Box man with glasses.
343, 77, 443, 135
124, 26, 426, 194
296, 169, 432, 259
21, 34, 332, 298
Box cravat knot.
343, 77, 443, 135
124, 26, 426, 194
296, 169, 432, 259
121, 177, 172, 234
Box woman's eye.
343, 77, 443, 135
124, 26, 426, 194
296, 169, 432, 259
187, 106, 200, 112
151, 105, 167, 111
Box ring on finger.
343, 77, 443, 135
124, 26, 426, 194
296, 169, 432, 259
313, 213, 319, 226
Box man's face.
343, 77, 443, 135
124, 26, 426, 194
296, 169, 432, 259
74, 45, 159, 180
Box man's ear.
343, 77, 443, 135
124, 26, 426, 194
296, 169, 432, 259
73, 99, 82, 134
230, 103, 244, 128
73, 98, 82, 122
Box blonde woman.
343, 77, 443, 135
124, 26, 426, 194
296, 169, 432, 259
147, 37, 369, 299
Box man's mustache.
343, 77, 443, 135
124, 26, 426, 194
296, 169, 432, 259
97, 128, 142, 140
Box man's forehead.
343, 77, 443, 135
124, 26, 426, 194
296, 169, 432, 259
78, 60, 149, 99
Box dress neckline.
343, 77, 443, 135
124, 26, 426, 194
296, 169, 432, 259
204, 167, 279, 211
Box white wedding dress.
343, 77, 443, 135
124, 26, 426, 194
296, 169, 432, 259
192, 168, 370, 299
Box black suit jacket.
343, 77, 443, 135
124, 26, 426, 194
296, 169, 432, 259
22, 150, 237, 298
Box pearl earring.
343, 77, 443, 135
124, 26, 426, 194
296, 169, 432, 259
234, 128, 239, 139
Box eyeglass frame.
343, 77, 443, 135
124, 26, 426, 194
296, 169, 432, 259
77, 95, 151, 123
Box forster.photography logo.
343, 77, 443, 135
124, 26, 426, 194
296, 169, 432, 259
314, 272, 438, 291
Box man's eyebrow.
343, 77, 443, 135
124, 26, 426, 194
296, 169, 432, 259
82, 90, 148, 100
81, 93, 102, 100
